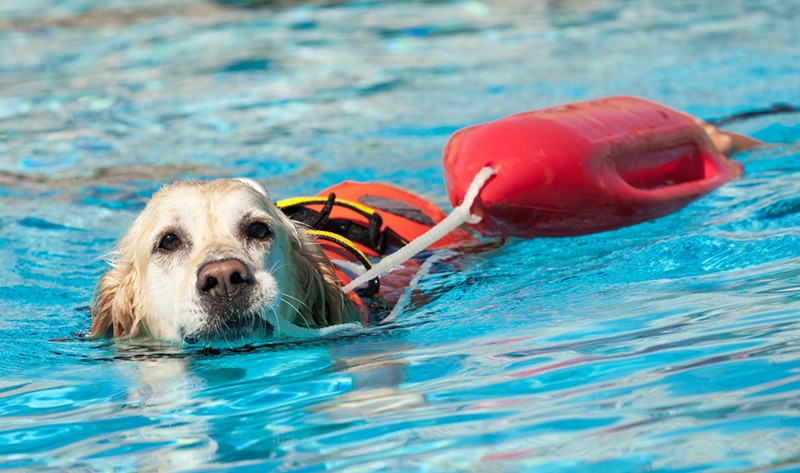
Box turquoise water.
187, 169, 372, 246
1, 0, 800, 471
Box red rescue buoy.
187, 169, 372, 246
443, 96, 743, 238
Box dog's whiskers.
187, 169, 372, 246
268, 306, 282, 335
280, 292, 313, 328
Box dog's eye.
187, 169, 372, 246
245, 221, 271, 240
158, 233, 182, 252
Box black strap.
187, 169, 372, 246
707, 103, 799, 126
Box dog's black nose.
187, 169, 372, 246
197, 259, 252, 298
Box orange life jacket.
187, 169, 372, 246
278, 181, 478, 324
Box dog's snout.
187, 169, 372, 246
197, 258, 252, 298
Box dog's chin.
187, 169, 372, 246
181, 310, 275, 346
180, 293, 276, 345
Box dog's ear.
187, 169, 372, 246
289, 237, 359, 328
89, 261, 142, 339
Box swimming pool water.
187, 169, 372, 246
1, 0, 800, 471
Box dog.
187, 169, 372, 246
89, 178, 362, 345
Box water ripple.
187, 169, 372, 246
0, 0, 799, 471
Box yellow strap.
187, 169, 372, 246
276, 196, 378, 217
304, 229, 373, 270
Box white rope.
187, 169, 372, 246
379, 249, 451, 325
342, 166, 496, 294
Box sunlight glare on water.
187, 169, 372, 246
1, 0, 799, 471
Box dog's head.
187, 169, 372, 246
89, 179, 361, 344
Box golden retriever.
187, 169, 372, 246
89, 178, 362, 345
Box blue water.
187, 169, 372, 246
1, 0, 800, 471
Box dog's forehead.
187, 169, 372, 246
146, 180, 274, 223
